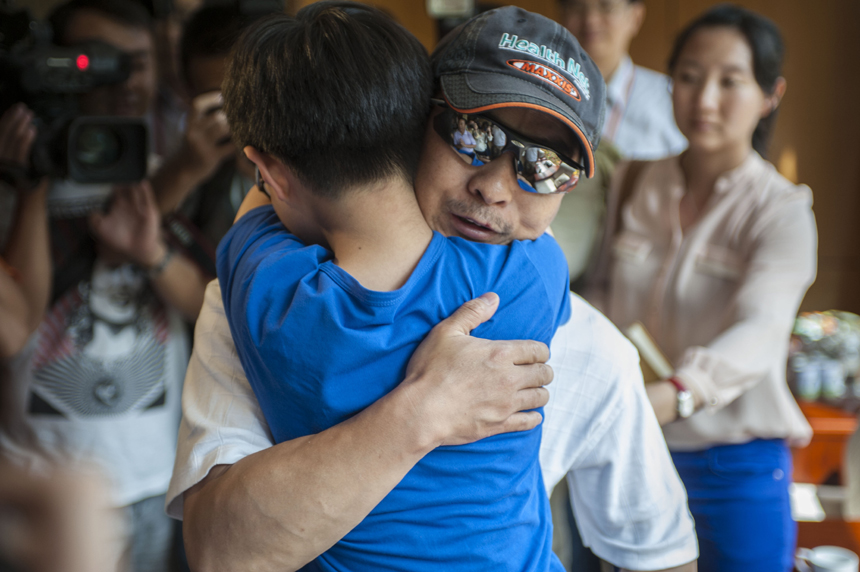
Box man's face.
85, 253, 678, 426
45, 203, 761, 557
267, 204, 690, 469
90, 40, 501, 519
415, 106, 579, 244
64, 9, 156, 117
187, 54, 255, 178
561, 0, 644, 76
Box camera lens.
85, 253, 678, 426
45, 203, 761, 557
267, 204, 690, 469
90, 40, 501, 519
74, 126, 122, 168
67, 118, 147, 183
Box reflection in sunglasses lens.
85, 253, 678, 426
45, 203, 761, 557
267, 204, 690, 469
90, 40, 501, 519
433, 107, 581, 195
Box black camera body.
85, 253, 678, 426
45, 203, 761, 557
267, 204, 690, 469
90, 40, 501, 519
0, 3, 148, 184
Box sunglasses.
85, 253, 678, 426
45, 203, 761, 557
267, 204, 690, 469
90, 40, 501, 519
431, 99, 583, 195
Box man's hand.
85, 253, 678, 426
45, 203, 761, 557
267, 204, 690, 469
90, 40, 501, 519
403, 292, 553, 447
89, 181, 165, 268
0, 104, 36, 167
150, 92, 237, 214
89, 181, 207, 319
0, 103, 43, 193
181, 92, 236, 181
0, 463, 115, 572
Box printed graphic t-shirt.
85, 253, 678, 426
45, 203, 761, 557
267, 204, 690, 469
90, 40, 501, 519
1, 258, 187, 507
218, 206, 571, 572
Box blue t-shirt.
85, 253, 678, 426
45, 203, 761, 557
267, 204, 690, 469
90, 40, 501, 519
218, 206, 571, 572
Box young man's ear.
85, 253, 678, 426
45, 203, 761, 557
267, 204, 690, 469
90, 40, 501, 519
243, 146, 291, 203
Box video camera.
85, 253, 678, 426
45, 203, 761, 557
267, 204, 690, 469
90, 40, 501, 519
0, 1, 148, 185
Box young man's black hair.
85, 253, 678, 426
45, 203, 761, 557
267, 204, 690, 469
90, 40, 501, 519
49, 0, 153, 45
222, 1, 433, 198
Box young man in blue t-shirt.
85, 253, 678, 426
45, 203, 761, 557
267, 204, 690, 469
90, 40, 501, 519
216, 3, 599, 570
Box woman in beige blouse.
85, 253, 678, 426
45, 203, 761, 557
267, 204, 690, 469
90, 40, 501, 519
590, 6, 816, 571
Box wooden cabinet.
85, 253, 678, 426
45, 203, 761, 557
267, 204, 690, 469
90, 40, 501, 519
793, 401, 858, 485
794, 401, 860, 553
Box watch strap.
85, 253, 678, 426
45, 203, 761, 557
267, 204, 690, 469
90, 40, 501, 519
147, 247, 175, 277
668, 376, 696, 419
667, 376, 686, 394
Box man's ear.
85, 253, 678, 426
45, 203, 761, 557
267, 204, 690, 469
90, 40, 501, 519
243, 146, 291, 203
629, 2, 646, 37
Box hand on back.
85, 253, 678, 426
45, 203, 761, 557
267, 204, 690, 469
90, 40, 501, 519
403, 292, 553, 447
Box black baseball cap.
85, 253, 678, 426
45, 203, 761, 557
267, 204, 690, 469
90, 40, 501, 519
431, 6, 606, 178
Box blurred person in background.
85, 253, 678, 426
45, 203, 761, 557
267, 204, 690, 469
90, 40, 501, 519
45, 0, 208, 319
553, 0, 689, 310
0, 460, 115, 572
52, 0, 183, 158
150, 2, 265, 254
559, 0, 686, 160
0, 1, 210, 570
0, 124, 113, 572
0, 107, 50, 362
588, 6, 815, 571
553, 3, 687, 554
553, 0, 687, 284
145, 0, 203, 158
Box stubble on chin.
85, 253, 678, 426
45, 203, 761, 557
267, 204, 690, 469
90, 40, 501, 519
443, 199, 515, 244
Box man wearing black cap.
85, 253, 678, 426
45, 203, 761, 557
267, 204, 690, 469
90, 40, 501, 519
170, 6, 697, 572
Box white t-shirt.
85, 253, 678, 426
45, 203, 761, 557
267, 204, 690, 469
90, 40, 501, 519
1, 260, 188, 507
602, 56, 687, 161
166, 281, 698, 571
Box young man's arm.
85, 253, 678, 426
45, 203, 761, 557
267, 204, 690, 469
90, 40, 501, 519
233, 183, 271, 220
181, 291, 554, 572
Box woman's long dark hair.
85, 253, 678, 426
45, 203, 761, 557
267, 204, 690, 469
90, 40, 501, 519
668, 5, 784, 158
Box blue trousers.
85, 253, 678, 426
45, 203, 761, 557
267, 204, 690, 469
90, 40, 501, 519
671, 439, 796, 572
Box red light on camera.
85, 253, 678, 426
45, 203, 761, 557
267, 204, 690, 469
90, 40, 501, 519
76, 54, 89, 70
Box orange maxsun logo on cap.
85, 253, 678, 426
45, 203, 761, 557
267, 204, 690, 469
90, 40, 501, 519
506, 59, 582, 102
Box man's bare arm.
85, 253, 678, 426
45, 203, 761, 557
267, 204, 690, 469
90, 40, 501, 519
183, 293, 554, 572
0, 104, 51, 357
151, 93, 235, 215
89, 182, 208, 321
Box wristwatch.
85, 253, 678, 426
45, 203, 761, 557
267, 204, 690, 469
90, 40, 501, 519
147, 246, 175, 278
667, 376, 695, 419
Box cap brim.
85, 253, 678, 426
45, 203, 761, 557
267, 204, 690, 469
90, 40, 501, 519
440, 72, 596, 178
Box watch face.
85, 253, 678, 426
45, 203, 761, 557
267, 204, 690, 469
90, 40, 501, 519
677, 391, 695, 418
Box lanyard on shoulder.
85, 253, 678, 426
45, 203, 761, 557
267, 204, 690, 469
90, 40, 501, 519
604, 66, 637, 143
